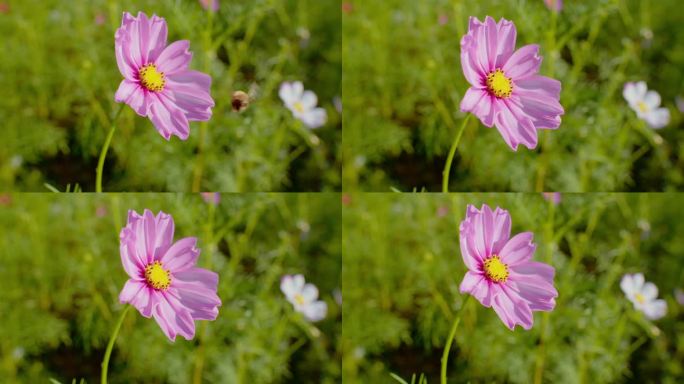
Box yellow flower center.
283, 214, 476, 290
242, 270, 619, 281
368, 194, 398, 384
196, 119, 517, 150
145, 261, 171, 290
637, 101, 649, 113
486, 69, 513, 98
139, 64, 165, 92
484, 255, 509, 283
635, 293, 646, 304
293, 101, 305, 113
294, 293, 306, 305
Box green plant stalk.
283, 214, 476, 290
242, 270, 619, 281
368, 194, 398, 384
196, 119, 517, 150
440, 295, 471, 384
442, 114, 472, 193
96, 105, 125, 193
192, 8, 214, 192
192, 200, 216, 384
534, 197, 556, 384
101, 305, 132, 384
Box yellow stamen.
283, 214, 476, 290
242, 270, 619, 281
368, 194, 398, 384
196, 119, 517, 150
294, 294, 306, 305
293, 101, 305, 113
637, 101, 649, 113
484, 255, 509, 283
145, 261, 171, 290
139, 64, 165, 92
486, 68, 513, 98
635, 293, 645, 304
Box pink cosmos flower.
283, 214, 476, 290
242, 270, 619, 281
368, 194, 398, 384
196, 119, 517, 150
200, 192, 220, 205
460, 16, 564, 150
542, 192, 561, 205
199, 0, 219, 12
115, 12, 214, 140
119, 209, 221, 341
543, 0, 563, 12
459, 204, 558, 330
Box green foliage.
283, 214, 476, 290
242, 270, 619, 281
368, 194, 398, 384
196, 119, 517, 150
343, 0, 684, 192
0, 193, 341, 383
0, 0, 341, 192
343, 193, 684, 383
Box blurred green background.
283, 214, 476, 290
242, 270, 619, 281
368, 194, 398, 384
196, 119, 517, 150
343, 193, 684, 383
0, 0, 341, 192
342, 0, 684, 192
0, 193, 341, 383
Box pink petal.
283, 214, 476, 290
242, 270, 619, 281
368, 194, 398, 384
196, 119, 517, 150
483, 16, 498, 71
127, 282, 157, 318
494, 102, 538, 150
144, 15, 168, 63
460, 271, 495, 307
490, 207, 511, 254
509, 272, 558, 311
174, 267, 219, 292
166, 71, 214, 121
510, 261, 556, 281
459, 205, 484, 270
156, 40, 192, 75
494, 18, 517, 68
492, 286, 533, 330
119, 279, 146, 304
153, 293, 195, 341
153, 212, 175, 259
498, 232, 535, 266
149, 93, 191, 140
460, 87, 487, 113
502, 44, 541, 80
161, 237, 200, 272
119, 227, 145, 278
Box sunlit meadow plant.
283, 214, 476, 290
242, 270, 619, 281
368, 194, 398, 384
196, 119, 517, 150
443, 16, 564, 192
102, 209, 221, 383
95, 11, 215, 193
440, 203, 557, 383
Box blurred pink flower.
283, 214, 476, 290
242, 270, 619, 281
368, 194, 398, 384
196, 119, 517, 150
0, 2, 9, 14
438, 13, 449, 26
675, 289, 684, 306
115, 12, 214, 140
119, 209, 221, 341
460, 16, 564, 150
200, 192, 220, 205
543, 0, 563, 12
459, 204, 558, 330
95, 12, 106, 26
199, 0, 219, 12
342, 2, 354, 14
542, 192, 561, 205
96, 205, 108, 217
437, 205, 449, 217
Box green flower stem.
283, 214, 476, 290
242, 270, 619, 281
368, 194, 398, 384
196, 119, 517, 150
440, 295, 471, 384
101, 305, 132, 384
95, 105, 124, 193
442, 114, 472, 193
191, 8, 214, 193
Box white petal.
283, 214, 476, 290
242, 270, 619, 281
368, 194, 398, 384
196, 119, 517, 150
623, 82, 643, 105
301, 283, 319, 302
302, 301, 327, 322
643, 299, 667, 320
299, 108, 327, 129
644, 90, 661, 108
644, 108, 670, 129
641, 282, 658, 300
300, 90, 318, 109
620, 274, 637, 296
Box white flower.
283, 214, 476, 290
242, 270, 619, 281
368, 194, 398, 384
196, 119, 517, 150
280, 274, 327, 322
279, 81, 327, 129
676, 289, 684, 306
623, 82, 670, 129
620, 273, 667, 320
